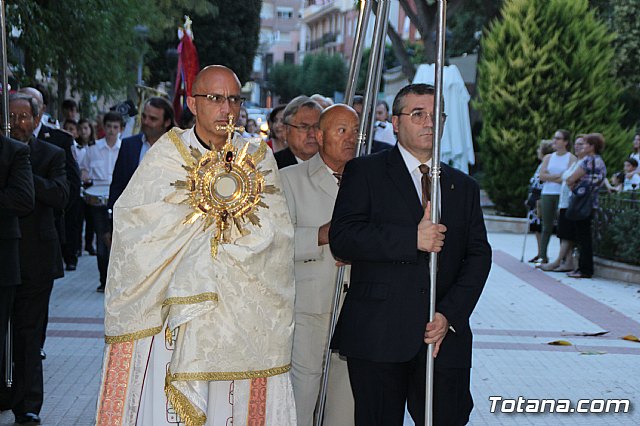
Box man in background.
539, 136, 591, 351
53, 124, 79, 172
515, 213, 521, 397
274, 96, 321, 169
108, 97, 174, 209
281, 104, 359, 425
79, 111, 123, 292
8, 93, 68, 425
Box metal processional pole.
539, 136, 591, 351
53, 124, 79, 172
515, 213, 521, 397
426, 1, 448, 425
314, 1, 390, 425
1, 0, 14, 389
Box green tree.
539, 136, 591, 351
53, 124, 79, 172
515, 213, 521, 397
475, 0, 631, 216
369, 0, 502, 81
270, 63, 301, 103
6, 0, 160, 112
145, 0, 260, 88
298, 53, 347, 97
270, 53, 346, 102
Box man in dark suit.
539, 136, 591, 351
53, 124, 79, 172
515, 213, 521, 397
8, 93, 69, 425
274, 96, 321, 169
329, 84, 491, 425
20, 87, 81, 271
0, 135, 35, 371
108, 97, 174, 209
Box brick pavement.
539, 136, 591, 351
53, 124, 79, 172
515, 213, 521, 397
1, 232, 638, 425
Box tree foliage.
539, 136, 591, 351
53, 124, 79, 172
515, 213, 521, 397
145, 0, 260, 87
376, 0, 502, 80
6, 0, 160, 111
475, 0, 632, 216
270, 53, 347, 103
5, 0, 259, 115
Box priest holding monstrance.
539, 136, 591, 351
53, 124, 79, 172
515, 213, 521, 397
95, 65, 297, 426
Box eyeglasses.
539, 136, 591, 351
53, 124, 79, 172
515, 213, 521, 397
192, 93, 245, 106
9, 112, 33, 123
286, 122, 319, 133
396, 110, 446, 126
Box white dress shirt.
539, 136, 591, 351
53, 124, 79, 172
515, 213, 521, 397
138, 134, 151, 164
397, 142, 441, 211
373, 120, 396, 145
79, 137, 122, 184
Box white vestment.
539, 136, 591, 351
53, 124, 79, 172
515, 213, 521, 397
95, 127, 296, 426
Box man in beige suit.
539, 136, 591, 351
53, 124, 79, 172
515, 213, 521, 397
281, 104, 359, 425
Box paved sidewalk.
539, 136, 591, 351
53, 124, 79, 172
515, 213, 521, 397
1, 232, 638, 425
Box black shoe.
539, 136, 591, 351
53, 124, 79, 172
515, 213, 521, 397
14, 412, 41, 424
87, 246, 97, 256
65, 264, 77, 271
96, 285, 105, 293
40, 348, 46, 360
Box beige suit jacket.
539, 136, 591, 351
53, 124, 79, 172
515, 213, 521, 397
280, 153, 348, 313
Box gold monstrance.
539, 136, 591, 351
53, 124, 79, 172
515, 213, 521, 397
171, 114, 276, 257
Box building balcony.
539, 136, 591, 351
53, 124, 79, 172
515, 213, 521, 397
305, 31, 343, 52
302, 0, 342, 24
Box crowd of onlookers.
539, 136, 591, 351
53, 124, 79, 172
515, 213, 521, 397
526, 130, 639, 279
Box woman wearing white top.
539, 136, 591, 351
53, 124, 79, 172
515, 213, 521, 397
539, 136, 585, 271
536, 129, 576, 263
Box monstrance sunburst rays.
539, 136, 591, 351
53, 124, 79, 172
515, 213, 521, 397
171, 115, 277, 257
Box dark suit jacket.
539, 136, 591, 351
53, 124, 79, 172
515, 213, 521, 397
329, 145, 491, 368
274, 147, 298, 169
108, 133, 144, 209
0, 136, 35, 286
19, 137, 69, 284
38, 125, 80, 242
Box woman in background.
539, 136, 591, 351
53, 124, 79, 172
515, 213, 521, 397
527, 139, 554, 263
566, 133, 607, 279
76, 118, 97, 256
539, 135, 586, 272
266, 104, 287, 152
536, 129, 576, 264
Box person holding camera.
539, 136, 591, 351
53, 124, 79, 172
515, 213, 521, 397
78, 111, 123, 292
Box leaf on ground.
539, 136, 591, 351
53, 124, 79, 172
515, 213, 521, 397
562, 331, 609, 337
548, 340, 572, 346
621, 335, 640, 342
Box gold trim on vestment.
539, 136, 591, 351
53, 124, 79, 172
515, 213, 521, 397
104, 325, 163, 344
168, 129, 196, 166
170, 363, 291, 382
165, 371, 207, 426
163, 364, 290, 426
161, 292, 219, 307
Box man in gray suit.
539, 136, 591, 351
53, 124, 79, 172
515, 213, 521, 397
280, 104, 359, 426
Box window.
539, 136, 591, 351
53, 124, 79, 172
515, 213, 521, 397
277, 7, 294, 19
284, 52, 295, 64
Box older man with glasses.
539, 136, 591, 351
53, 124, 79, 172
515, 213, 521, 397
274, 96, 322, 169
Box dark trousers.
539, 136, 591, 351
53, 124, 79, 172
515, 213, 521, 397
90, 205, 111, 286
0, 286, 16, 369
347, 345, 473, 426
62, 196, 82, 267
81, 200, 95, 251
11, 280, 54, 416
574, 215, 593, 275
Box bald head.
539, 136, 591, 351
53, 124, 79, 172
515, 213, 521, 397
186, 65, 243, 149
317, 103, 359, 174
319, 104, 359, 131
192, 65, 241, 95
